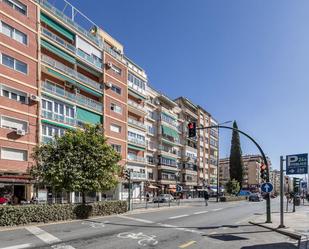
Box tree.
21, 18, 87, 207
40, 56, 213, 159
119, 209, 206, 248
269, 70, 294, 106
30, 124, 121, 204
229, 121, 244, 188
225, 179, 240, 195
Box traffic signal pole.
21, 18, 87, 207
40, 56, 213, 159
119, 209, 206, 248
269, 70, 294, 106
279, 156, 285, 228
192, 124, 272, 223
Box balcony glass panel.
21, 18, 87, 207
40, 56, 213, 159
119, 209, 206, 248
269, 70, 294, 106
128, 118, 146, 129
127, 154, 146, 163
41, 110, 76, 126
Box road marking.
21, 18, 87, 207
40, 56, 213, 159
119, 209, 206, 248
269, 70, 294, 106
179, 240, 196, 248
194, 211, 209, 215
0, 244, 32, 249
25, 226, 75, 249
168, 214, 189, 219
212, 208, 223, 211
119, 215, 155, 224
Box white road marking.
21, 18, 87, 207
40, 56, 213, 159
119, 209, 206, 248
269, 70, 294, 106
0, 244, 32, 249
168, 214, 189, 219
212, 208, 223, 211
119, 215, 155, 224
25, 226, 75, 249
194, 211, 209, 215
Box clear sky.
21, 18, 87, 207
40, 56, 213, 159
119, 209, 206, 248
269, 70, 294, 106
70, 0, 309, 169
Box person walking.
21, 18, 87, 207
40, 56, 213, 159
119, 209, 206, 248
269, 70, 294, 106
204, 191, 209, 206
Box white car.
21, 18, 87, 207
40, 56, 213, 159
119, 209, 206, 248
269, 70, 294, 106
153, 194, 174, 203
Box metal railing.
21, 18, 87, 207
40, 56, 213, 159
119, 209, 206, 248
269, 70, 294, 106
42, 81, 103, 112
41, 54, 102, 91
128, 99, 145, 112
76, 49, 102, 70
128, 81, 147, 97
128, 118, 146, 129
41, 27, 76, 52
128, 137, 146, 146
41, 110, 76, 126
127, 154, 146, 163
130, 172, 147, 180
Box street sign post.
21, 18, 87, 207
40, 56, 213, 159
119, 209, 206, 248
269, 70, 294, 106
261, 182, 273, 193
286, 154, 308, 175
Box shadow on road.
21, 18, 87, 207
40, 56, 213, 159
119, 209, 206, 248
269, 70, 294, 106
241, 242, 297, 249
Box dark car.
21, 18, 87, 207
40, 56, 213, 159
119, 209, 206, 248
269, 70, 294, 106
248, 193, 263, 202
0, 197, 9, 205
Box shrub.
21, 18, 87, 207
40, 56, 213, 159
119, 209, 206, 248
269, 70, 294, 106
0, 201, 127, 226
225, 179, 240, 195
220, 196, 247, 202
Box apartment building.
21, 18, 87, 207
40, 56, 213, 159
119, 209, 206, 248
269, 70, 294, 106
219, 155, 272, 192
0, 0, 218, 202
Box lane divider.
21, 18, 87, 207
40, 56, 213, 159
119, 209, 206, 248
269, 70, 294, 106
0, 244, 32, 249
168, 214, 189, 220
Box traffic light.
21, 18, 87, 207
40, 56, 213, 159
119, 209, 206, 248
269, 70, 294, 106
124, 169, 131, 180
188, 122, 196, 138
260, 162, 268, 181
293, 178, 300, 193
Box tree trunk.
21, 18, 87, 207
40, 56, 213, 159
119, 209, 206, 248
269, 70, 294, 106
82, 192, 86, 204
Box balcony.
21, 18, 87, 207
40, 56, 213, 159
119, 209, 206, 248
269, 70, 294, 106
128, 81, 147, 98
36, 0, 103, 48
42, 81, 103, 112
76, 49, 102, 70
128, 118, 146, 130
41, 54, 102, 91
158, 145, 179, 158
128, 99, 147, 116
41, 136, 53, 144
127, 154, 146, 163
41, 110, 76, 126
130, 172, 147, 180
128, 137, 146, 147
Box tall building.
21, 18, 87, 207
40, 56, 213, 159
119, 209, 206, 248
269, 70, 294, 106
0, 0, 218, 202
219, 155, 272, 192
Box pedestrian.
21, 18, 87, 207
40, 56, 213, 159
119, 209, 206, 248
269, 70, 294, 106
204, 191, 209, 206
146, 193, 150, 202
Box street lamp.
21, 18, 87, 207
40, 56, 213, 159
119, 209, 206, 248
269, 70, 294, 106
216, 120, 232, 202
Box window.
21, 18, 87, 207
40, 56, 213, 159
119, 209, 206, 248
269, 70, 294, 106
110, 124, 121, 133
0, 85, 27, 103
3, 0, 27, 15
42, 124, 65, 138
161, 113, 177, 127
148, 126, 155, 135
111, 85, 121, 95
128, 73, 145, 90
147, 156, 155, 165
110, 103, 122, 114
1, 116, 27, 132
1, 53, 27, 74
111, 64, 122, 75
111, 144, 121, 153
1, 147, 27, 161
1, 22, 27, 44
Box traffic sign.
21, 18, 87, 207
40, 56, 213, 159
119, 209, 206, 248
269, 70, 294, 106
301, 182, 307, 189
286, 153, 308, 175
261, 182, 273, 193
176, 184, 183, 192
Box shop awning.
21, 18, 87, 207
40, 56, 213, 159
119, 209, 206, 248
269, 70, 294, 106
41, 39, 76, 64
41, 13, 74, 41
161, 125, 179, 139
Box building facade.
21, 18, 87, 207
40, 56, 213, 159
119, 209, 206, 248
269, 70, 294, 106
0, 0, 218, 202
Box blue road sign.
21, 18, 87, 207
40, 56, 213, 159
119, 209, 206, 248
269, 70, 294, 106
301, 182, 307, 189
176, 184, 183, 192
261, 182, 273, 193
286, 153, 308, 175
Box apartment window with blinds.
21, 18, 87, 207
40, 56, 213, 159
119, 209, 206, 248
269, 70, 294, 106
110, 124, 121, 133
1, 21, 27, 44
3, 0, 27, 15
0, 116, 27, 132
0, 85, 27, 103
1, 53, 27, 74
110, 103, 122, 114
111, 85, 121, 95
111, 144, 121, 153
111, 64, 122, 75
1, 147, 27, 161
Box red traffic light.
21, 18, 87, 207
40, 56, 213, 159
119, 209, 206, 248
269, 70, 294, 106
188, 122, 196, 138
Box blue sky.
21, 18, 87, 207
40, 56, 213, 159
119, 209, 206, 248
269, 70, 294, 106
70, 0, 309, 169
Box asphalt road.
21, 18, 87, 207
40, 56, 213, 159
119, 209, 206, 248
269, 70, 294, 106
0, 199, 299, 249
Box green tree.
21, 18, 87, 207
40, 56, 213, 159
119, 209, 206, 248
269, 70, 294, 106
30, 125, 121, 204
225, 179, 240, 195
229, 121, 244, 188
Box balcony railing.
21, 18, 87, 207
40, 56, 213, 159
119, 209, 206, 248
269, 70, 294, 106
130, 172, 147, 180
42, 136, 53, 144
128, 137, 146, 147
42, 81, 103, 112
128, 99, 145, 112
158, 145, 178, 156
76, 49, 102, 70
41, 110, 76, 126
127, 154, 146, 163
128, 118, 146, 129
41, 27, 76, 52
36, 0, 103, 48
128, 81, 146, 97
41, 54, 102, 91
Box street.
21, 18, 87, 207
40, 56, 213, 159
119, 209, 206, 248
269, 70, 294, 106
0, 199, 299, 249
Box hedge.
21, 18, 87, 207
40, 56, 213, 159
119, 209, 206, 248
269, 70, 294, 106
0, 201, 127, 226
220, 196, 247, 202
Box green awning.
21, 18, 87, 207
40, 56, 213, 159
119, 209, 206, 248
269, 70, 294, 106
46, 68, 102, 97
161, 125, 179, 139
162, 112, 176, 121
46, 68, 76, 85
128, 144, 145, 151
128, 88, 147, 100
41, 119, 74, 130
40, 13, 74, 41
77, 107, 102, 125
41, 39, 75, 64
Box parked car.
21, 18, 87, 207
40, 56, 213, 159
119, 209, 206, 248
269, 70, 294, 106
248, 193, 263, 202
153, 194, 174, 203
0, 197, 9, 205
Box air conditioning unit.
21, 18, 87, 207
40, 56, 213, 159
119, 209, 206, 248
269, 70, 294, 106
30, 94, 40, 102
105, 82, 113, 88
16, 129, 26, 136
106, 62, 112, 68
65, 82, 73, 88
